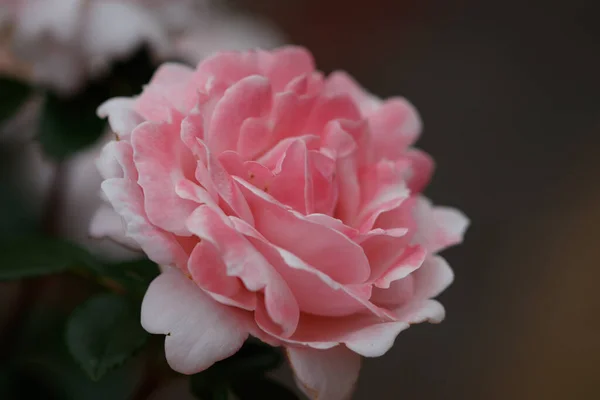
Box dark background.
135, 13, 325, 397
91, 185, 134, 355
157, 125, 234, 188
234, 0, 600, 399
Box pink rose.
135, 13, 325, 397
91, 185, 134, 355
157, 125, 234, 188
95, 46, 468, 400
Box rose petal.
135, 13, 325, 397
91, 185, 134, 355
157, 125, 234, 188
132, 121, 197, 236
412, 255, 454, 299
101, 178, 188, 268
368, 98, 422, 160
97, 98, 144, 140
413, 196, 470, 253
236, 177, 371, 284
187, 240, 256, 310
141, 268, 250, 374
186, 205, 299, 337
207, 75, 272, 155
287, 346, 361, 400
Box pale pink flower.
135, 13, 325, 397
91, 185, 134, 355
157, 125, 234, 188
0, 0, 283, 93
94, 46, 468, 399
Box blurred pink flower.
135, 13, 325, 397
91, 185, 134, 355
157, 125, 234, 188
95, 46, 468, 399
0, 0, 284, 93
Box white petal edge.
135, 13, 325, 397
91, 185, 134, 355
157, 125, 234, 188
141, 267, 250, 374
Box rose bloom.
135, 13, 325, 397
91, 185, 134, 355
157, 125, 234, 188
94, 46, 468, 399
0, 0, 282, 93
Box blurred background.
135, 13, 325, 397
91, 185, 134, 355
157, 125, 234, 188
2, 0, 600, 399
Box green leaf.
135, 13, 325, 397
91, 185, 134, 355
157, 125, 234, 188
37, 88, 106, 161
65, 293, 148, 381
92, 259, 160, 298
13, 303, 143, 400
232, 378, 300, 400
0, 78, 32, 123
0, 237, 100, 280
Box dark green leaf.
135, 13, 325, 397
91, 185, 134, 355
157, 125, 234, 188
0, 237, 100, 280
65, 293, 148, 381
0, 78, 32, 123
189, 373, 230, 400
232, 378, 300, 400
92, 259, 160, 298
13, 303, 143, 400
37, 89, 106, 160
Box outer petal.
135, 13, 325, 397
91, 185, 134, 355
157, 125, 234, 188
260, 46, 315, 92
101, 178, 188, 268
413, 196, 470, 253
97, 98, 144, 140
367, 98, 422, 161
89, 205, 141, 251
344, 299, 445, 357
412, 255, 455, 299
134, 63, 197, 121
324, 70, 380, 114
141, 268, 250, 374
287, 346, 360, 400
131, 121, 197, 236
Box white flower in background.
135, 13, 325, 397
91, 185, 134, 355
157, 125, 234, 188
0, 0, 284, 260
0, 0, 284, 94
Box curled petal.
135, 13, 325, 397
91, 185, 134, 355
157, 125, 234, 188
186, 205, 299, 337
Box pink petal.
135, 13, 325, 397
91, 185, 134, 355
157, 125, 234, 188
344, 299, 445, 357
412, 255, 454, 299
360, 229, 410, 282
403, 148, 434, 193
324, 70, 381, 114
97, 98, 144, 140
141, 268, 250, 374
207, 75, 272, 155
261, 46, 315, 91
268, 139, 314, 214
100, 178, 188, 268
230, 217, 382, 318
370, 276, 415, 308
355, 160, 410, 231
187, 240, 256, 310
236, 177, 371, 284
186, 205, 299, 337
368, 98, 422, 160
256, 134, 320, 170
131, 121, 197, 236
200, 141, 254, 224
193, 51, 261, 94
304, 94, 361, 136
373, 245, 426, 289
413, 196, 470, 253
96, 140, 137, 181
134, 63, 197, 122
287, 346, 361, 400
